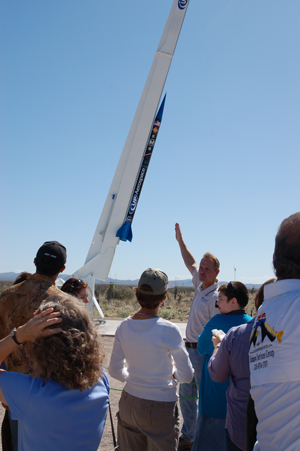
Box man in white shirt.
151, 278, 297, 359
249, 212, 300, 451
175, 223, 220, 450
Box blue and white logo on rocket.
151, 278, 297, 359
129, 195, 138, 214
178, 0, 188, 10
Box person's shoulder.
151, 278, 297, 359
116, 316, 131, 330
204, 282, 219, 298
157, 317, 182, 334
0, 283, 18, 299
226, 318, 254, 338
244, 314, 253, 322
0, 371, 36, 389
205, 313, 223, 328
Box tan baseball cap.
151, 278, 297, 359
138, 268, 168, 295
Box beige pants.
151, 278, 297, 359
117, 391, 179, 451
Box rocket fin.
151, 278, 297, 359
116, 222, 133, 242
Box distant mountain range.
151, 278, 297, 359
0, 272, 193, 287
0, 272, 261, 289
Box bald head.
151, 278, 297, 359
273, 212, 300, 280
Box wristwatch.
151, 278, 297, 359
10, 328, 24, 347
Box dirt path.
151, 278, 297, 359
99, 336, 125, 450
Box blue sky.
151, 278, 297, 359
1, 0, 299, 284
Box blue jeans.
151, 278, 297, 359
191, 415, 226, 451
179, 348, 204, 442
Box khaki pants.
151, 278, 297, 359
117, 391, 179, 451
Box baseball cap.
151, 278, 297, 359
35, 241, 67, 275
138, 268, 168, 295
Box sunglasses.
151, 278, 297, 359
71, 279, 84, 289
227, 281, 235, 293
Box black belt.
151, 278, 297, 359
185, 342, 197, 349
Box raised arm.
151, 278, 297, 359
175, 223, 197, 276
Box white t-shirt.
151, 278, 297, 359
185, 268, 219, 343
109, 317, 194, 402
250, 279, 300, 451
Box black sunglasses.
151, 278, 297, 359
71, 279, 84, 289
227, 281, 235, 292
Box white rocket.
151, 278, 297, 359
73, 0, 190, 315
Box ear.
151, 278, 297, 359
231, 297, 238, 306
34, 258, 37, 267
59, 265, 66, 274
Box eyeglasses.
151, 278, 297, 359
71, 279, 84, 289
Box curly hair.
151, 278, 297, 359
29, 294, 104, 391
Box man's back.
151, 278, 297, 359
249, 279, 300, 451
0, 273, 61, 372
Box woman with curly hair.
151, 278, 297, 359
0, 294, 109, 451
61, 277, 91, 304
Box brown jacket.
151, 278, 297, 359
0, 273, 62, 373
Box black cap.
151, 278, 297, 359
35, 241, 67, 275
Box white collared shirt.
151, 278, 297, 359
186, 268, 219, 343
250, 279, 300, 451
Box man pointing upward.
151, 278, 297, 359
175, 223, 220, 450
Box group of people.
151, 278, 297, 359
0, 211, 300, 451
0, 241, 109, 451
173, 212, 300, 451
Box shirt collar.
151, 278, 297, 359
264, 279, 300, 300
225, 309, 246, 316
199, 281, 219, 296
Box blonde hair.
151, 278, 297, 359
202, 252, 220, 271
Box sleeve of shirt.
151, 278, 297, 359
192, 268, 199, 289
108, 329, 129, 382
197, 318, 215, 356
166, 325, 194, 383
0, 371, 34, 421
207, 334, 231, 383
102, 372, 110, 394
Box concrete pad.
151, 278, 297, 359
95, 318, 186, 339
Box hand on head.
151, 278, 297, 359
16, 308, 62, 344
